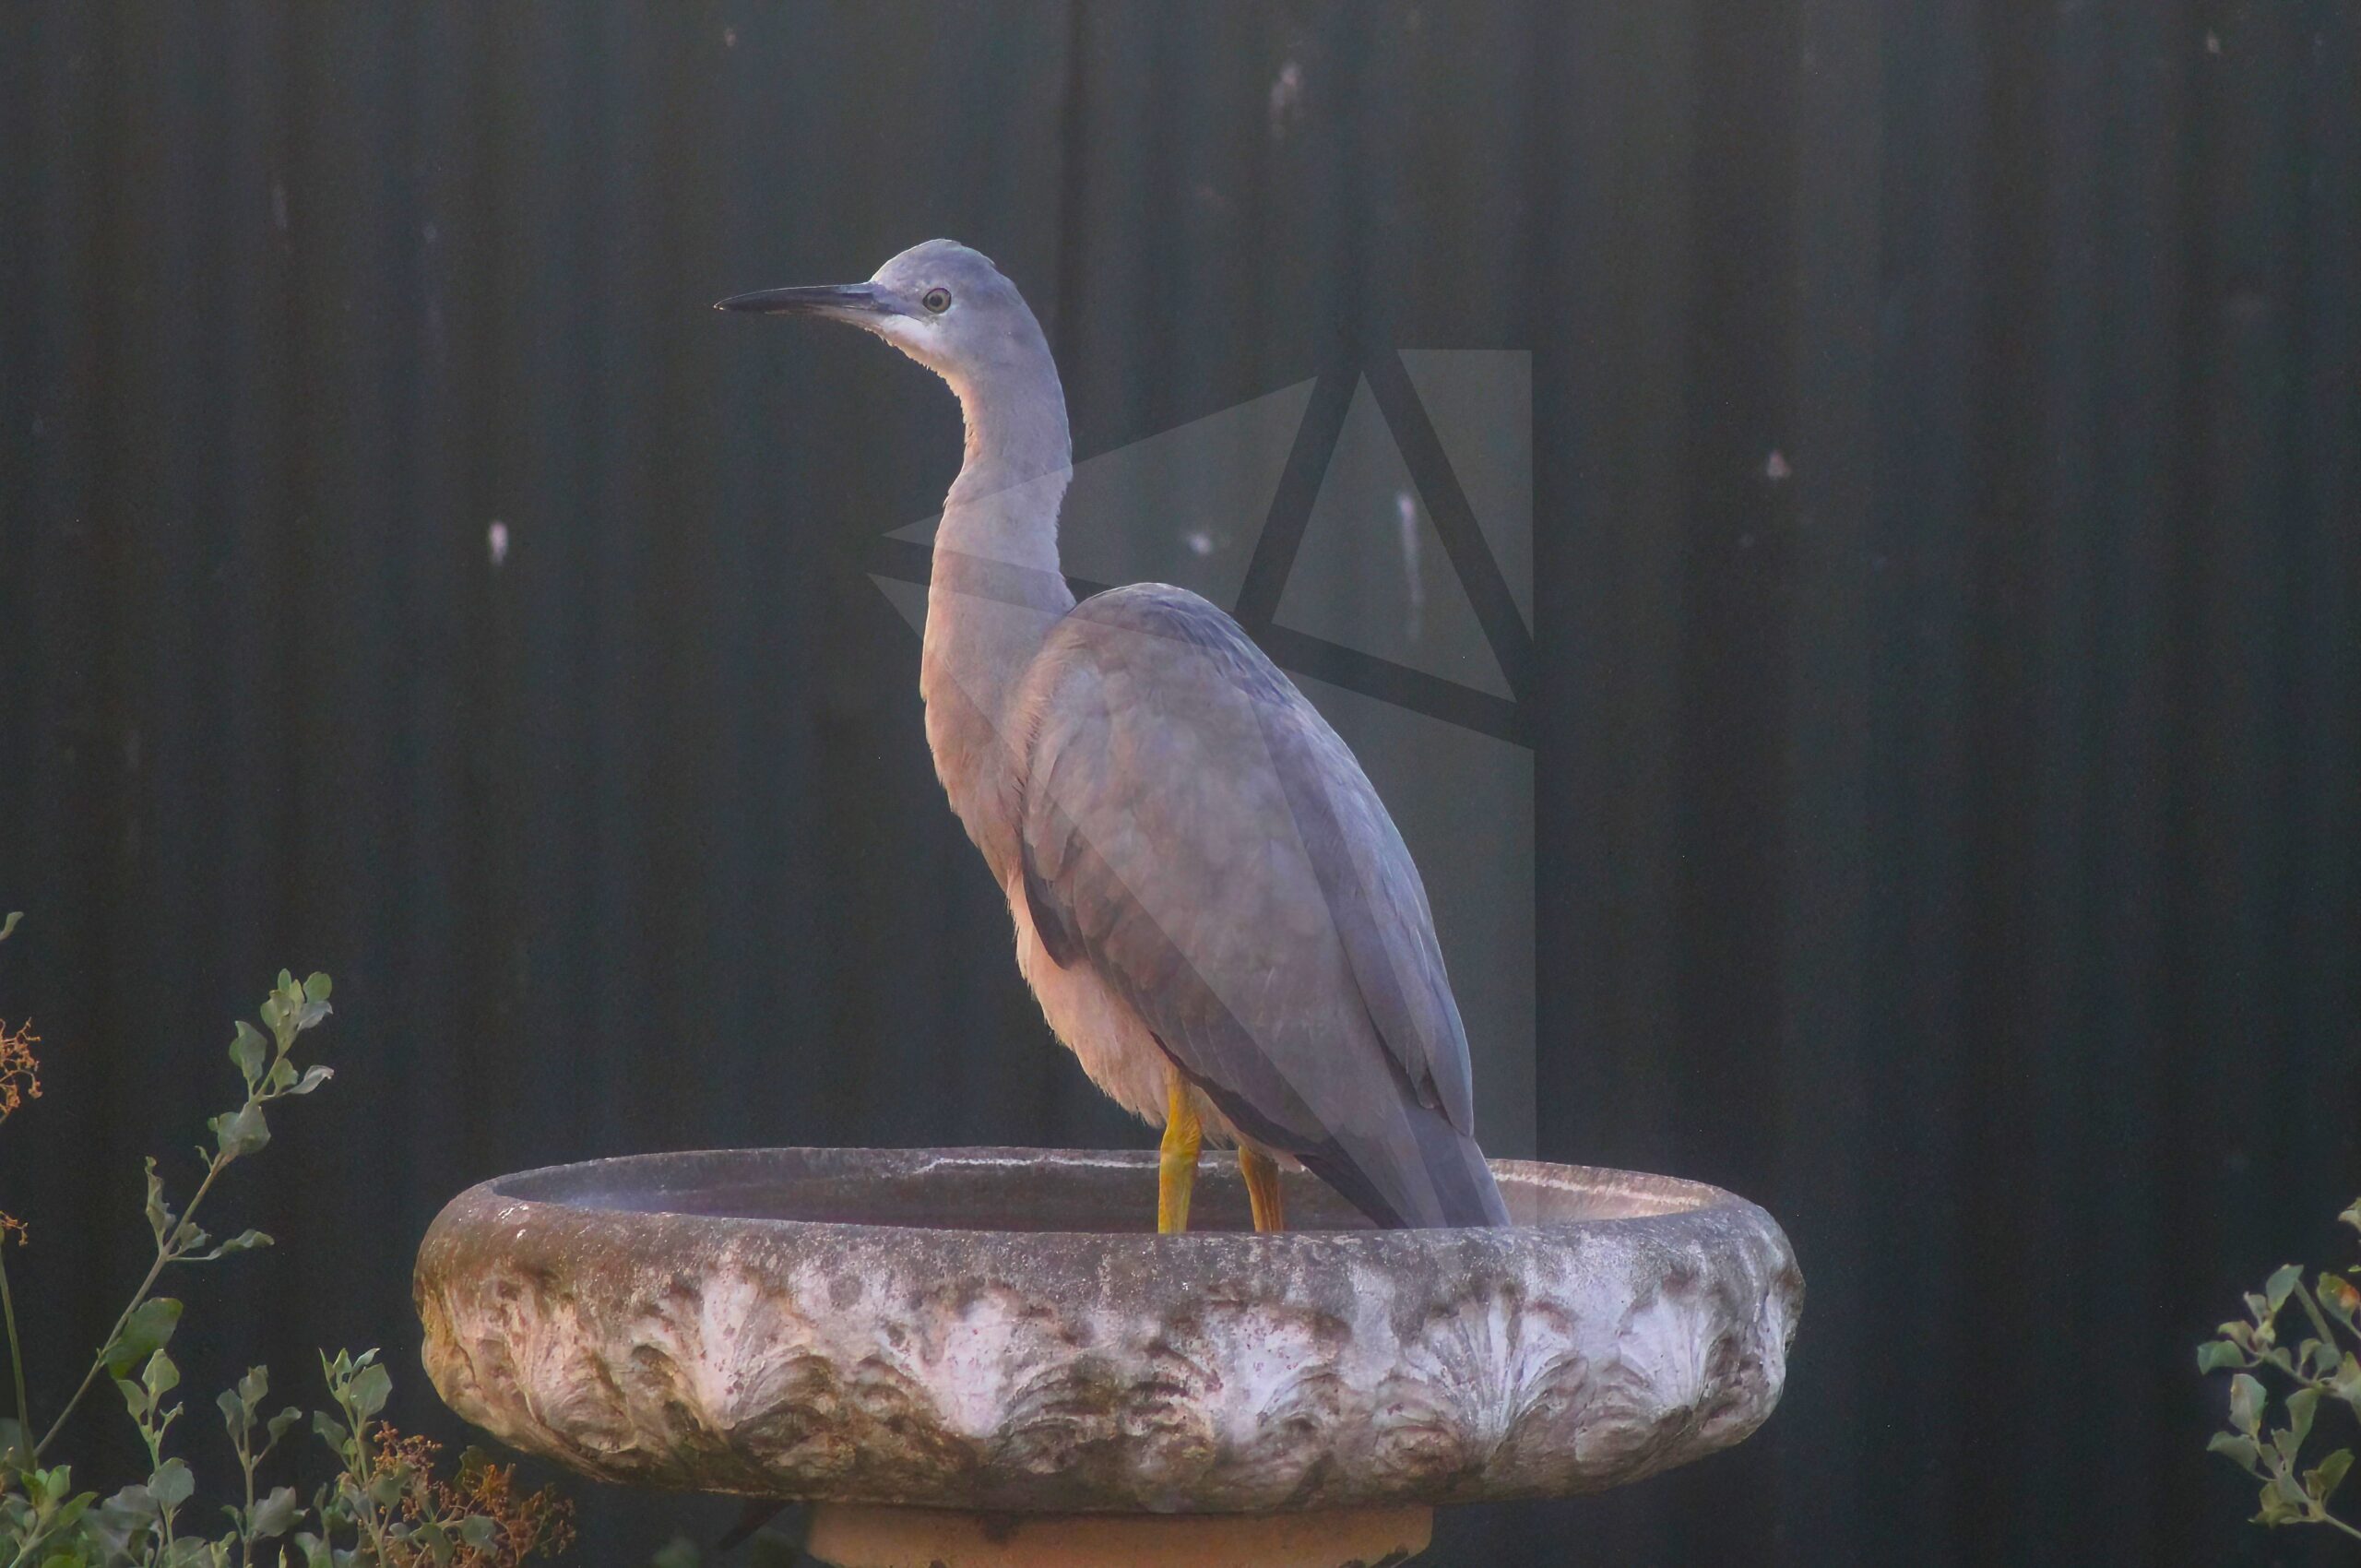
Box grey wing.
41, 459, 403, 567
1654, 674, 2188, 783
1016, 585, 1506, 1229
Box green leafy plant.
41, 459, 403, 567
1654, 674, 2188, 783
292, 1348, 572, 1568
0, 931, 572, 1567
2200, 1198, 2361, 1542
32, 969, 332, 1468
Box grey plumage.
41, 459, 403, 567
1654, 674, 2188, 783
720, 240, 1507, 1229
1017, 586, 1503, 1228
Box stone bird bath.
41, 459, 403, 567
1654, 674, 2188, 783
414, 1148, 1801, 1567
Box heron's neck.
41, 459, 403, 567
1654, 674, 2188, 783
938, 370, 1073, 587
920, 362, 1075, 877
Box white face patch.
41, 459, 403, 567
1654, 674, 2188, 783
867, 311, 956, 380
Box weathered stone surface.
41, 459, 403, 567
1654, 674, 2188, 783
414, 1148, 1801, 1514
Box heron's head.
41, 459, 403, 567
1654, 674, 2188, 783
716, 239, 1050, 395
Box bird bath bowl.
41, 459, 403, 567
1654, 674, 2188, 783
414, 1148, 1800, 1567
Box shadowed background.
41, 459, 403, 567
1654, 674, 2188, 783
3, 2, 2358, 1563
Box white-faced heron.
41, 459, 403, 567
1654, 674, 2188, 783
719, 239, 1509, 1232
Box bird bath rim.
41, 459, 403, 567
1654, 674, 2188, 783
416, 1146, 1800, 1525
462, 1144, 1754, 1238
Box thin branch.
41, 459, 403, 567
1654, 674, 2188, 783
0, 1243, 28, 1448
31, 1143, 231, 1459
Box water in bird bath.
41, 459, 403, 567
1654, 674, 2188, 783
486, 1146, 1693, 1234
493, 1146, 1369, 1234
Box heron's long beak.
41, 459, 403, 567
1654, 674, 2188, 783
712, 282, 896, 320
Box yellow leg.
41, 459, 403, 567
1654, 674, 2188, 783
1240, 1146, 1287, 1233
1157, 1074, 1203, 1234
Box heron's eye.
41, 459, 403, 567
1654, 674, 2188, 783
921, 287, 952, 314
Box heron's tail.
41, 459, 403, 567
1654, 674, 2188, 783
1304, 1111, 1512, 1229
1409, 1111, 1513, 1228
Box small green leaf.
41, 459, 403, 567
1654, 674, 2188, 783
457, 1515, 499, 1550
2199, 1340, 2245, 1373
147, 1458, 194, 1509
409, 1518, 456, 1567
2308, 1448, 2355, 1503
2289, 1385, 2320, 1448
196, 1229, 272, 1261
2332, 1352, 2361, 1407
250, 1485, 301, 1538
143, 1348, 180, 1400
104, 1481, 159, 1524
311, 1410, 349, 1456
289, 1065, 333, 1096
102, 1298, 184, 1376
48, 1487, 96, 1537
2210, 1431, 2265, 1475
0, 912, 19, 943
230, 1022, 267, 1086
144, 1158, 174, 1245
117, 1377, 151, 1421
303, 973, 331, 1004
2230, 1372, 2267, 1436
2267, 1264, 2304, 1315
211, 1102, 269, 1159
266, 1406, 303, 1448
22, 1463, 66, 1508
347, 1362, 391, 1421
267, 1056, 297, 1092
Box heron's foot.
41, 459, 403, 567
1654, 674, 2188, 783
1157, 1076, 1203, 1234
1240, 1145, 1287, 1232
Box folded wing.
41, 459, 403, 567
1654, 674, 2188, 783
1015, 584, 1507, 1228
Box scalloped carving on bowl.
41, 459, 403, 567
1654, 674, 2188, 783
414, 1147, 1801, 1514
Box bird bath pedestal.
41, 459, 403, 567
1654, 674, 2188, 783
414, 1149, 1800, 1567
